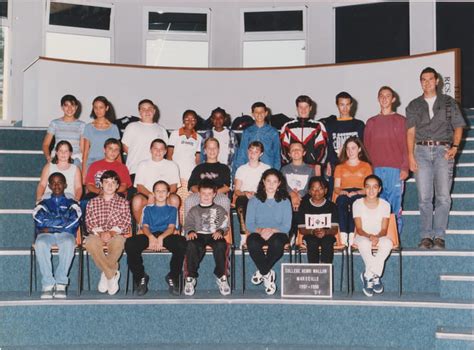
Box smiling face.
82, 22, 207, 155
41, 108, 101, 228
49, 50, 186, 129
204, 140, 219, 162
61, 101, 78, 119
378, 89, 395, 111
150, 141, 167, 161
263, 174, 281, 197
336, 97, 352, 118
364, 177, 381, 200
101, 177, 119, 196
183, 113, 197, 131
248, 146, 263, 162
104, 143, 121, 162
420, 72, 439, 96
56, 144, 72, 163
297, 102, 312, 119
153, 183, 169, 204
289, 142, 305, 162
48, 175, 67, 196
252, 106, 268, 125
138, 102, 156, 123
345, 141, 360, 161
199, 187, 216, 206
212, 112, 225, 131
309, 180, 327, 204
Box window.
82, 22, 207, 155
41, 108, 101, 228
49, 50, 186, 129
144, 8, 210, 67
0, 0, 9, 120
45, 1, 114, 63
241, 7, 306, 68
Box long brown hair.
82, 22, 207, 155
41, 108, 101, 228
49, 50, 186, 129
338, 136, 371, 164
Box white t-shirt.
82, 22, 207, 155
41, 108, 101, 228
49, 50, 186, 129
134, 159, 180, 192
168, 129, 202, 181
213, 128, 230, 165
352, 198, 390, 235
235, 162, 270, 192
122, 121, 169, 174
424, 96, 437, 119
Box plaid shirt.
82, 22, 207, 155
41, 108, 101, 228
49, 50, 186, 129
85, 194, 131, 235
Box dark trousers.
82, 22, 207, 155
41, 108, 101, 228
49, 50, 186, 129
247, 232, 289, 275
336, 189, 363, 233
304, 235, 336, 263
185, 234, 229, 278
235, 195, 249, 234
125, 234, 187, 283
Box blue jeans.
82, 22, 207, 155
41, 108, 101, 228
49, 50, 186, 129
374, 167, 404, 233
336, 189, 363, 234
35, 232, 76, 289
414, 145, 454, 239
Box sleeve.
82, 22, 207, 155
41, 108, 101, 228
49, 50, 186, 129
316, 123, 329, 165
276, 199, 292, 233
114, 199, 131, 234
221, 164, 231, 187
184, 207, 198, 234
121, 123, 133, 147
47, 120, 56, 135
83, 124, 91, 140
352, 199, 362, 218
295, 202, 306, 227
357, 121, 365, 141
142, 206, 151, 227
111, 124, 120, 139
170, 162, 181, 185
85, 162, 97, 185
381, 200, 391, 218
168, 130, 178, 147
234, 165, 244, 182
118, 164, 133, 188
272, 131, 282, 170
134, 162, 145, 187
363, 120, 373, 156
85, 200, 101, 234
187, 165, 200, 190
159, 126, 169, 145
200, 131, 210, 163
405, 101, 418, 129
64, 202, 82, 232
279, 123, 291, 163
334, 164, 342, 180
217, 206, 229, 231
195, 135, 202, 154
79, 121, 86, 135
33, 202, 52, 231
364, 162, 373, 177
330, 202, 339, 225
448, 96, 467, 129
399, 117, 409, 172
168, 207, 178, 227
245, 198, 258, 233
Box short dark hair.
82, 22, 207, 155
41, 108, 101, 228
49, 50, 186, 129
336, 91, 353, 104
364, 174, 383, 188
251, 101, 267, 112
198, 178, 217, 192
248, 140, 264, 153
150, 138, 167, 149
48, 172, 66, 185
420, 67, 439, 80
378, 86, 395, 97
210, 107, 231, 127
308, 176, 327, 190
60, 94, 78, 106
153, 180, 170, 192
100, 170, 120, 184
104, 138, 121, 149
182, 109, 198, 123
51, 140, 73, 164
295, 95, 312, 106
91, 96, 115, 122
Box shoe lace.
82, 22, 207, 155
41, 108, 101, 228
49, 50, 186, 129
139, 277, 146, 286
168, 278, 175, 286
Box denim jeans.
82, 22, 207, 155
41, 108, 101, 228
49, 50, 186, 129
374, 167, 404, 233
35, 232, 76, 289
414, 145, 454, 239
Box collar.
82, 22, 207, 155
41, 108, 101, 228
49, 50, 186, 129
178, 127, 198, 140
309, 198, 327, 207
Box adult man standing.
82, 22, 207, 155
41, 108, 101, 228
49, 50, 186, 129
406, 67, 465, 249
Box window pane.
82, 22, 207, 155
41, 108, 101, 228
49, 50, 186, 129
148, 12, 207, 32
0, 27, 7, 119
243, 40, 305, 68
46, 32, 111, 63
244, 11, 303, 32
49, 2, 111, 30
146, 39, 208, 67
0, 1, 7, 18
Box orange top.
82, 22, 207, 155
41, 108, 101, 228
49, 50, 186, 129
334, 161, 372, 189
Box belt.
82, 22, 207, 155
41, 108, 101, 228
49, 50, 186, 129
416, 141, 451, 146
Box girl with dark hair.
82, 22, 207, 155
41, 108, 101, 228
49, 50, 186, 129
245, 168, 292, 295
82, 96, 120, 177
36, 141, 82, 202
333, 136, 372, 246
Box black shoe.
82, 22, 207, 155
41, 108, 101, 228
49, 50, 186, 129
166, 274, 180, 296
418, 238, 434, 249
433, 237, 445, 249
135, 274, 149, 296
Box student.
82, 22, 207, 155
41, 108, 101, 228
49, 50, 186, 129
353, 175, 392, 297
42, 94, 85, 168
122, 99, 169, 180
33, 172, 82, 299
281, 142, 315, 212
246, 169, 292, 295
82, 96, 120, 177
184, 179, 230, 296
333, 136, 372, 246
132, 139, 180, 223
185, 137, 231, 216
233, 102, 281, 173
36, 141, 82, 202
280, 95, 328, 175
84, 170, 131, 295
324, 92, 365, 176
364, 86, 408, 232
84, 138, 132, 199
233, 141, 270, 235
125, 181, 187, 296
201, 107, 239, 170
296, 177, 338, 263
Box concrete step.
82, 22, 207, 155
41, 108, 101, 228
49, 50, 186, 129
435, 327, 474, 350
440, 274, 474, 300
0, 127, 46, 150
0, 153, 46, 177
405, 177, 474, 194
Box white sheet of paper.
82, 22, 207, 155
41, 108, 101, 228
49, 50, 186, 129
305, 214, 331, 229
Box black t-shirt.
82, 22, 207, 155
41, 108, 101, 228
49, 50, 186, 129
187, 162, 231, 190
295, 198, 339, 228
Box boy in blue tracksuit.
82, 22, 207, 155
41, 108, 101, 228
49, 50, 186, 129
33, 172, 82, 299
233, 102, 281, 174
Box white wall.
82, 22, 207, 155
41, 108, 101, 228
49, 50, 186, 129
5, 0, 439, 124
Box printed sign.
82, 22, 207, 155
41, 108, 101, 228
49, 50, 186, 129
305, 214, 331, 229
281, 263, 332, 298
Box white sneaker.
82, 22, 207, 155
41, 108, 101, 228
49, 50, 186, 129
184, 277, 196, 296
251, 270, 264, 285
263, 270, 276, 295
107, 271, 120, 296
239, 234, 247, 249
340, 232, 348, 246
348, 232, 355, 247
98, 272, 108, 293
40, 285, 54, 299
54, 284, 67, 299
216, 275, 231, 296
